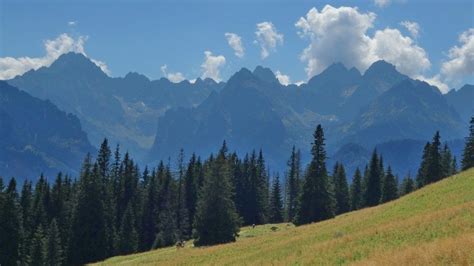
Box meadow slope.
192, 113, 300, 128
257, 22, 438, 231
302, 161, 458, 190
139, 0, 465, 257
95, 169, 474, 265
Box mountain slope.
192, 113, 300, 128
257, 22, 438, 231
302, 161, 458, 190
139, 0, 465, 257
8, 53, 224, 159
0, 81, 94, 181
97, 169, 474, 265
342, 79, 464, 146
445, 84, 474, 124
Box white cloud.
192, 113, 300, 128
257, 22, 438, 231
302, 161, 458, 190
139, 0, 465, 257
440, 28, 474, 85
201, 51, 226, 81
374, 0, 391, 8
255, 22, 284, 59
400, 21, 420, 39
0, 33, 109, 80
160, 65, 186, 83
225, 33, 244, 58
275, 70, 291, 85
68, 21, 78, 26
296, 5, 430, 79
416, 74, 449, 93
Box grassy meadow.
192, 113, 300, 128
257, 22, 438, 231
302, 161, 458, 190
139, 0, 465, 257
95, 168, 474, 265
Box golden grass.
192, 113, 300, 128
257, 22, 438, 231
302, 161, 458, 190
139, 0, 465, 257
94, 169, 474, 265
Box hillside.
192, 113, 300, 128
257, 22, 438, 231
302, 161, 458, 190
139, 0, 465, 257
96, 168, 474, 265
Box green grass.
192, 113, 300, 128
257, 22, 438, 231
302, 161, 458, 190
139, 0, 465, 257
95, 169, 474, 265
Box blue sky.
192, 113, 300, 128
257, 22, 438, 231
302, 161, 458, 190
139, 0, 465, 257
1, 0, 473, 91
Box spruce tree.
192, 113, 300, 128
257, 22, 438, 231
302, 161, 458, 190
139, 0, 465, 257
381, 166, 398, 203
462, 116, 474, 170
46, 219, 63, 266
30, 225, 46, 266
68, 156, 108, 264
441, 143, 454, 177
140, 169, 160, 251
416, 142, 431, 188
294, 125, 335, 225
286, 146, 301, 222
193, 142, 241, 246
333, 163, 350, 215
400, 175, 415, 196
365, 149, 382, 207
426, 131, 443, 183
176, 149, 190, 240
350, 168, 363, 211
269, 174, 284, 223
118, 204, 138, 254
0, 179, 22, 266
20, 180, 34, 259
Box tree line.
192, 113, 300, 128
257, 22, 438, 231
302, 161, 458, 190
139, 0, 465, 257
1, 117, 473, 265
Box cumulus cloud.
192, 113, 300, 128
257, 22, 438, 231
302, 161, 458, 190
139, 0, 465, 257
295, 5, 430, 79
160, 65, 186, 83
374, 0, 391, 8
400, 21, 420, 39
225, 33, 245, 58
440, 28, 474, 85
0, 33, 109, 80
201, 51, 226, 81
275, 70, 291, 85
255, 22, 284, 59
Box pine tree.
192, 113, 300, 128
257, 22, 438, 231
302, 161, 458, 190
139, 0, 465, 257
193, 142, 241, 246
20, 180, 34, 259
462, 116, 474, 170
176, 149, 190, 240
68, 156, 108, 264
269, 174, 284, 223
286, 146, 301, 222
140, 169, 160, 251
118, 204, 138, 254
294, 125, 335, 225
46, 219, 63, 266
153, 162, 178, 248
400, 175, 415, 196
417, 142, 431, 188
30, 225, 46, 266
441, 143, 454, 177
381, 166, 398, 203
333, 163, 350, 215
184, 154, 199, 233
426, 131, 443, 183
0, 179, 22, 266
350, 168, 363, 211
365, 149, 382, 207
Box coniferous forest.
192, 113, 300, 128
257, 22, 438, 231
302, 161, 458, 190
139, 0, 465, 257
1, 117, 474, 265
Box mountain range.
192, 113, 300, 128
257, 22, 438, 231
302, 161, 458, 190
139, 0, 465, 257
3, 52, 473, 180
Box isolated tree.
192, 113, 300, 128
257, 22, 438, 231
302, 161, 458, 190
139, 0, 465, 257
350, 168, 363, 211
269, 174, 284, 223
333, 163, 350, 215
294, 125, 335, 225
365, 149, 382, 207
381, 166, 398, 203
286, 146, 301, 222
193, 142, 241, 246
462, 116, 474, 170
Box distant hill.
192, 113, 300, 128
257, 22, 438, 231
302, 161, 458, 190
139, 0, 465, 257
97, 169, 474, 265
445, 84, 474, 124
0, 81, 94, 182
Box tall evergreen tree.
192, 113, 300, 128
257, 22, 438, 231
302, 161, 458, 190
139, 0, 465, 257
118, 204, 138, 254
462, 116, 474, 170
0, 179, 22, 266
193, 142, 241, 246
441, 143, 455, 177
176, 149, 190, 240
416, 142, 431, 188
350, 168, 363, 211
140, 169, 160, 251
269, 174, 284, 223
68, 156, 108, 265
426, 131, 443, 184
365, 149, 382, 207
294, 125, 335, 225
30, 225, 47, 266
46, 219, 63, 266
381, 166, 398, 203
286, 146, 301, 222
333, 163, 350, 215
